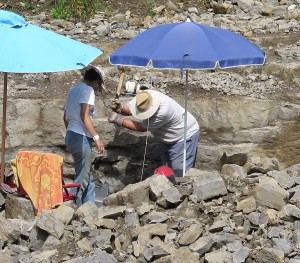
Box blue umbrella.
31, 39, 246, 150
0, 10, 103, 181
109, 19, 266, 177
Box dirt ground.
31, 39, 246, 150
102, 0, 209, 16
1, 0, 209, 18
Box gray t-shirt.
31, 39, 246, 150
128, 90, 199, 144
64, 82, 95, 137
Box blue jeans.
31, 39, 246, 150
65, 131, 95, 206
159, 130, 200, 177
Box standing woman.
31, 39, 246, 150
64, 65, 106, 206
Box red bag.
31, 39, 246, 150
154, 165, 176, 184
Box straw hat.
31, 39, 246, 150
129, 90, 161, 120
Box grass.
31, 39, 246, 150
4, 0, 111, 21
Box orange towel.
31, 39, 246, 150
15, 151, 63, 215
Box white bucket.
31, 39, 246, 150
125, 81, 140, 93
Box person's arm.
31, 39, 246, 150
80, 103, 105, 153
107, 111, 146, 132
119, 103, 132, 116
123, 118, 146, 132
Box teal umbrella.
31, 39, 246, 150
0, 10, 103, 182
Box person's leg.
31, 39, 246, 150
158, 130, 200, 177
65, 131, 95, 206
158, 142, 184, 177
185, 130, 200, 169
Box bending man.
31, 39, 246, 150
108, 89, 200, 177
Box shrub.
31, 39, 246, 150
50, 0, 98, 21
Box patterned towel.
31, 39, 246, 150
14, 151, 63, 215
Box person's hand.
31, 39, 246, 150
107, 112, 124, 126
95, 139, 105, 154
110, 99, 122, 113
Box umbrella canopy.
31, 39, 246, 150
0, 10, 102, 72
0, 10, 103, 182
110, 19, 265, 69
109, 19, 266, 177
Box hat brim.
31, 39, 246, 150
129, 90, 161, 120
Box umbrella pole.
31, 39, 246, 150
183, 70, 188, 177
1, 73, 8, 183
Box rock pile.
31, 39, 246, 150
1, 154, 300, 262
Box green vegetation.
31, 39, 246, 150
4, 0, 110, 21
50, 0, 99, 21
146, 0, 157, 17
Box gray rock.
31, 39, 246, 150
169, 247, 200, 263
0, 250, 12, 263
52, 204, 75, 225
188, 169, 228, 201
233, 247, 250, 263
97, 205, 126, 220
272, 238, 293, 255
268, 170, 295, 189
248, 211, 268, 226
268, 227, 282, 238
221, 164, 246, 179
5, 194, 35, 221
256, 248, 284, 263
36, 211, 64, 239
8, 218, 34, 238
103, 179, 150, 206
204, 250, 233, 262
178, 223, 203, 245
252, 176, 289, 210
236, 196, 257, 213
75, 201, 98, 226
0, 192, 5, 207
294, 230, 300, 249
189, 235, 215, 256
278, 204, 300, 219
125, 211, 140, 227
30, 249, 58, 263
0, 214, 21, 243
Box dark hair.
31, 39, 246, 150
84, 68, 102, 82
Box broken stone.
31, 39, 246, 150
36, 210, 64, 239
52, 203, 75, 225
188, 169, 228, 201
74, 201, 98, 228
204, 250, 233, 262
221, 164, 246, 179
189, 235, 215, 257
178, 223, 203, 245
0, 214, 21, 243
5, 194, 35, 221
251, 176, 289, 210
236, 196, 257, 213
